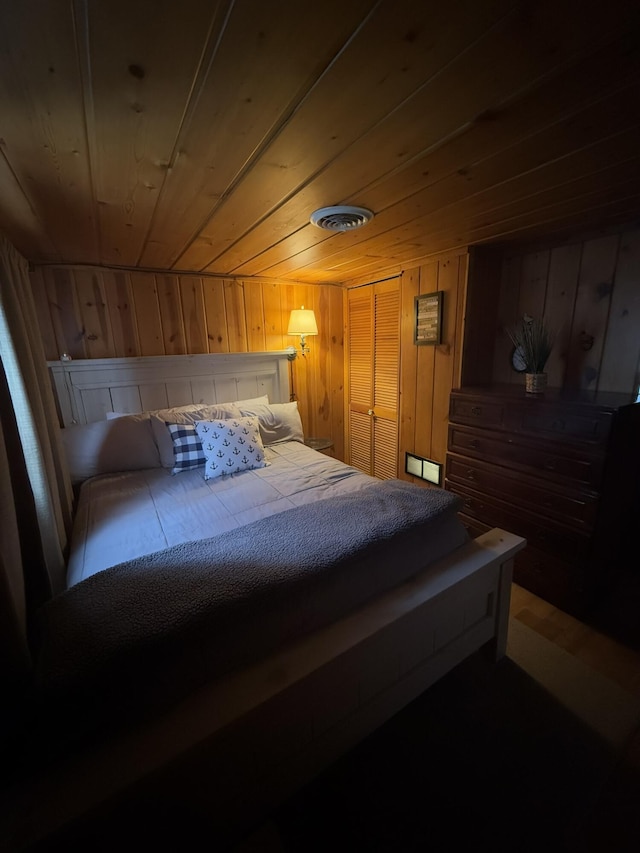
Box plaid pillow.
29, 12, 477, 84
166, 422, 206, 474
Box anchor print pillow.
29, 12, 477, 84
194, 417, 268, 481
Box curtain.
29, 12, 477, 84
0, 234, 73, 597
0, 357, 50, 686
0, 403, 32, 685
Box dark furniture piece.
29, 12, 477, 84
445, 385, 640, 616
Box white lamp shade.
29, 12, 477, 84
288, 307, 318, 336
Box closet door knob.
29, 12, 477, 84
367, 409, 375, 416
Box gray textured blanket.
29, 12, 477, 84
33, 480, 464, 742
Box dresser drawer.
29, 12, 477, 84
445, 481, 590, 564
446, 454, 599, 531
457, 512, 492, 539
447, 424, 604, 488
449, 394, 505, 428
515, 406, 613, 446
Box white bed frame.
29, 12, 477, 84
48, 351, 291, 426
3, 353, 526, 850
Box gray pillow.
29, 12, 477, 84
236, 401, 304, 445
149, 403, 243, 468
61, 417, 161, 484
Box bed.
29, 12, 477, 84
1, 351, 525, 851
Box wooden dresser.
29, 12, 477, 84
445, 385, 639, 616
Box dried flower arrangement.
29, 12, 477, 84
507, 314, 555, 375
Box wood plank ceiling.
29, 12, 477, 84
1, 0, 640, 285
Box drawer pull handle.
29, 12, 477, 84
471, 406, 482, 416
469, 440, 480, 449
463, 498, 473, 509
466, 469, 476, 480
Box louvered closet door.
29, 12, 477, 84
347, 279, 399, 479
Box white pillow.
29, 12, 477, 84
61, 417, 161, 485
195, 417, 268, 480
236, 401, 304, 445
149, 403, 242, 467
234, 394, 269, 408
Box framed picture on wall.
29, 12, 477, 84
414, 291, 443, 345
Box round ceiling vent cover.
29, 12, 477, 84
310, 205, 374, 231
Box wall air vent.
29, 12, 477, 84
310, 205, 374, 232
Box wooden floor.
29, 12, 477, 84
511, 579, 640, 850
233, 581, 640, 853
510, 582, 640, 700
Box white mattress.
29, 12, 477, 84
67, 441, 377, 587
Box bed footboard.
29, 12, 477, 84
1, 528, 525, 851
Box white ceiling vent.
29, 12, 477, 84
310, 205, 374, 232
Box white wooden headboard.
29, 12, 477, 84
48, 352, 292, 427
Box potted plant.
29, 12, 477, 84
507, 314, 555, 393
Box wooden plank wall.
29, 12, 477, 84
397, 250, 469, 484
31, 265, 345, 459
490, 225, 640, 396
